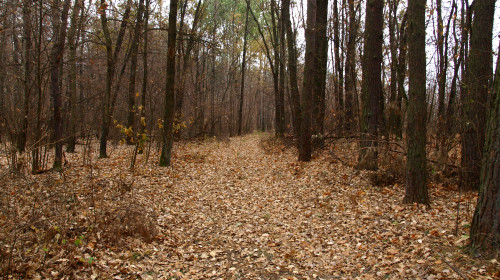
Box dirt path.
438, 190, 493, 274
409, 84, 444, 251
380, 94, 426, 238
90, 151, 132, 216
127, 134, 363, 279
90, 134, 482, 280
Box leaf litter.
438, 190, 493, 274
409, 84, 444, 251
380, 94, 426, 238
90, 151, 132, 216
0, 134, 498, 279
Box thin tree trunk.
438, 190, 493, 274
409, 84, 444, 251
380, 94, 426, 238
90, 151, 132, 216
159, 0, 179, 166
344, 0, 358, 134
66, 0, 83, 153
238, 1, 250, 136
283, 0, 301, 140
396, 11, 408, 139
99, 0, 132, 158
126, 0, 145, 145
387, 0, 399, 138
19, 0, 33, 153
332, 0, 343, 134
50, 0, 72, 171
140, 0, 150, 137
299, 0, 316, 162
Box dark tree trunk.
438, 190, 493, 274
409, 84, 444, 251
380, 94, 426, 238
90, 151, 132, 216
66, 0, 83, 153
460, 0, 496, 191
271, 0, 285, 137
358, 0, 384, 171
403, 0, 429, 205
19, 0, 33, 153
299, 0, 316, 162
470, 46, 500, 258
238, 1, 250, 136
32, 0, 44, 171
50, 0, 71, 171
313, 0, 328, 135
140, 0, 150, 137
126, 0, 145, 145
159, 0, 178, 166
395, 12, 408, 139
344, 0, 358, 134
387, 0, 399, 138
283, 0, 301, 140
332, 0, 343, 134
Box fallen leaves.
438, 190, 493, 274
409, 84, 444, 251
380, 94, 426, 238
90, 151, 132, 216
0, 134, 497, 279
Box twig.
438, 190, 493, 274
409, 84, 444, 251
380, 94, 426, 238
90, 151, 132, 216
440, 254, 470, 280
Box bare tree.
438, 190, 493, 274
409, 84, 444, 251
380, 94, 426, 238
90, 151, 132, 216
159, 0, 179, 166
50, 0, 72, 170
403, 0, 429, 205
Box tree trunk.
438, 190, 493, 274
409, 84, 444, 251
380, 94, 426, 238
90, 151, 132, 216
19, 0, 33, 153
470, 46, 500, 258
126, 0, 145, 145
332, 0, 343, 134
460, 0, 496, 191
403, 0, 429, 205
159, 0, 178, 166
99, 0, 132, 158
344, 0, 358, 134
395, 11, 408, 139
238, 1, 250, 136
299, 0, 316, 162
283, 0, 301, 140
387, 0, 399, 138
358, 0, 384, 171
271, 0, 285, 137
140, 0, 150, 138
66, 0, 83, 153
313, 0, 328, 135
176, 0, 203, 134
50, 0, 71, 171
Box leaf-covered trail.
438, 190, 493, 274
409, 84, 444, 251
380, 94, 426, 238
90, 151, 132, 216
95, 134, 493, 279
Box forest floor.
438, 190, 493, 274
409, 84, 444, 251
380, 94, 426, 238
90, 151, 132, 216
1, 133, 499, 279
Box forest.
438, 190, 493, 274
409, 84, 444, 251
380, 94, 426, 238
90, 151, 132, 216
0, 0, 499, 278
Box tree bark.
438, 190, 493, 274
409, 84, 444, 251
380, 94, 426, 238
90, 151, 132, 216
283, 0, 301, 140
159, 0, 179, 166
470, 45, 500, 258
66, 0, 83, 153
238, 1, 250, 136
403, 0, 429, 205
50, 0, 71, 171
358, 0, 384, 171
344, 0, 358, 134
387, 0, 399, 138
299, 0, 316, 162
460, 0, 496, 191
140, 0, 150, 137
396, 11, 408, 139
126, 0, 145, 145
313, 0, 328, 135
19, 0, 33, 153
332, 0, 343, 134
